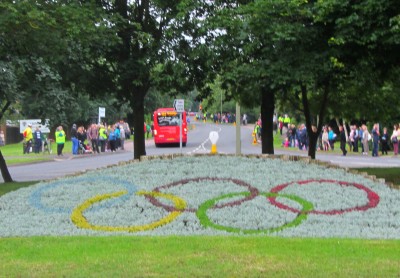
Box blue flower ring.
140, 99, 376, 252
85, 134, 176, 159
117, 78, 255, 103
196, 192, 314, 234
29, 176, 137, 214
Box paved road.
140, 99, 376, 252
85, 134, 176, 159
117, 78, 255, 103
2, 119, 400, 182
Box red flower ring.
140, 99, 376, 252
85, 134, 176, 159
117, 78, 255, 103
146, 177, 259, 213
268, 179, 380, 215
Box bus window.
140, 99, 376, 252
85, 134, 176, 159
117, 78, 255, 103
157, 112, 180, 126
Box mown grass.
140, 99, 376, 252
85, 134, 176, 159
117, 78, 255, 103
0, 237, 399, 277
355, 167, 400, 187
0, 141, 71, 165
0, 141, 63, 156
0, 181, 38, 196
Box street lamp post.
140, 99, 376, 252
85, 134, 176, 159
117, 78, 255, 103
236, 102, 241, 155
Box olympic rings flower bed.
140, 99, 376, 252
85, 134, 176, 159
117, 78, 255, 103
0, 155, 399, 238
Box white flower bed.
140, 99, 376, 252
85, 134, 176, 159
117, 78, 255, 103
0, 155, 399, 238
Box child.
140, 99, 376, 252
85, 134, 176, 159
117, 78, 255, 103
282, 137, 290, 148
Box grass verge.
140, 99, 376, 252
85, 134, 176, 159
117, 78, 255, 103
0, 181, 38, 196
355, 168, 400, 187
0, 237, 399, 277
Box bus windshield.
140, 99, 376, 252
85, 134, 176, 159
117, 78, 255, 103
156, 111, 180, 126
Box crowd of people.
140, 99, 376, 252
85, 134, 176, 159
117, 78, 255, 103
278, 116, 400, 157
69, 120, 131, 156
20, 112, 400, 158
22, 120, 131, 156
196, 112, 237, 124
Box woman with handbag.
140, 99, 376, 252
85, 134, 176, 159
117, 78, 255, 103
391, 124, 399, 156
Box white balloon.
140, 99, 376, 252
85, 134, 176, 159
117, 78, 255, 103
209, 131, 219, 144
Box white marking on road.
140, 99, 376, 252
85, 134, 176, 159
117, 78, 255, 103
187, 127, 222, 154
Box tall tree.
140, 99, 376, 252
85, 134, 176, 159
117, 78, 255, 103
208, 0, 399, 159
0, 0, 117, 181
107, 0, 184, 158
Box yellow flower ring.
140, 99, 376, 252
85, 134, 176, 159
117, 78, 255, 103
71, 190, 186, 233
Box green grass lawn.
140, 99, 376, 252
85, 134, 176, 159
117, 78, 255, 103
355, 168, 400, 188
0, 141, 72, 165
0, 236, 399, 277
0, 181, 38, 196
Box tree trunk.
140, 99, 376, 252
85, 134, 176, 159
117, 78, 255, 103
0, 101, 13, 183
260, 88, 275, 154
0, 101, 11, 120
132, 89, 146, 160
307, 133, 318, 160
0, 150, 13, 183
301, 84, 329, 159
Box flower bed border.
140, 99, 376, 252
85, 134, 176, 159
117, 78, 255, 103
42, 153, 395, 191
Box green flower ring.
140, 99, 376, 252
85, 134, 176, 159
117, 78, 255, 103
71, 190, 186, 233
196, 192, 314, 234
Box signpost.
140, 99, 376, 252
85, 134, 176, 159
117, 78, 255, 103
98, 107, 105, 124
173, 99, 184, 152
173, 99, 184, 113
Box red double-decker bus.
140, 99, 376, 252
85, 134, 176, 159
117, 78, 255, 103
153, 108, 187, 147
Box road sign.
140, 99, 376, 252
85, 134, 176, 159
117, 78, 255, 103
99, 107, 106, 117
173, 99, 184, 113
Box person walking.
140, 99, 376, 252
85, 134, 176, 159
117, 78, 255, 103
339, 125, 347, 156
98, 125, 108, 152
0, 130, 5, 146
55, 126, 66, 156
71, 124, 79, 155
328, 126, 336, 150
358, 126, 364, 153
115, 124, 121, 149
146, 122, 151, 139
348, 126, 354, 152
322, 127, 329, 151
87, 124, 100, 154
381, 127, 389, 155
108, 125, 117, 152
371, 123, 380, 157
33, 126, 42, 153
119, 126, 125, 150
391, 124, 399, 156
23, 123, 33, 154
362, 124, 370, 155
278, 115, 283, 135
353, 125, 359, 152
